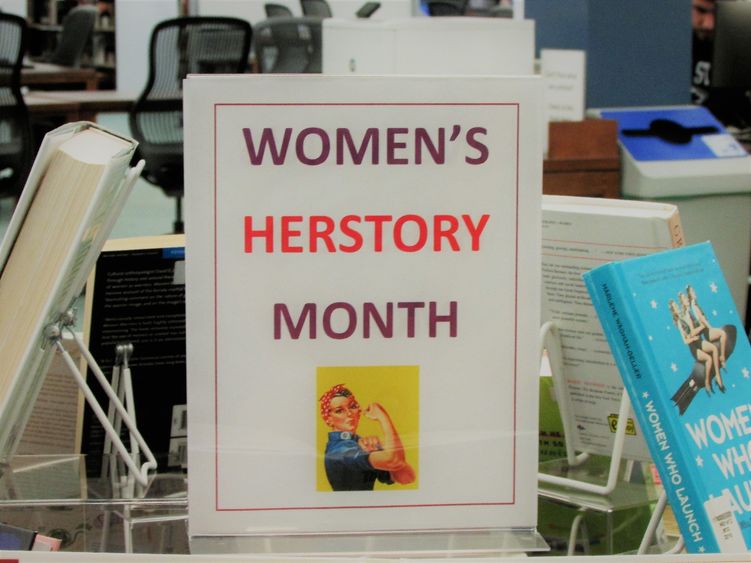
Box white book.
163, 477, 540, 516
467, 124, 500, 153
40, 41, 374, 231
184, 74, 542, 540
541, 195, 685, 462
0, 122, 140, 461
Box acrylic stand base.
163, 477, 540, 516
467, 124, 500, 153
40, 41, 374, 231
190, 528, 548, 557
0, 454, 187, 554
537, 456, 660, 556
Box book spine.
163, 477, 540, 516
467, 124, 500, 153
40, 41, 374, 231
583, 265, 718, 554
668, 209, 685, 249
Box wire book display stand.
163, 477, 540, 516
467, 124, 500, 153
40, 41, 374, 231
538, 321, 632, 496
45, 311, 156, 489
46, 315, 188, 554
538, 321, 684, 555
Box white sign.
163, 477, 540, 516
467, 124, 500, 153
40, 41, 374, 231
323, 18, 535, 76
185, 75, 542, 537
541, 49, 586, 123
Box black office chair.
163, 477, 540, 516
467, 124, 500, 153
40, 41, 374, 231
128, 17, 252, 233
0, 13, 32, 204
49, 5, 97, 67
254, 16, 322, 74
265, 3, 294, 17
425, 0, 467, 15
301, 0, 332, 17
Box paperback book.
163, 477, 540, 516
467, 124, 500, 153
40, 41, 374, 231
184, 75, 542, 539
541, 195, 684, 461
81, 235, 186, 476
584, 242, 751, 553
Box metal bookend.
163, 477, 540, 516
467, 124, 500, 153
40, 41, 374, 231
44, 311, 157, 487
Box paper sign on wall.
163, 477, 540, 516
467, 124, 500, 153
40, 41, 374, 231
541, 49, 586, 123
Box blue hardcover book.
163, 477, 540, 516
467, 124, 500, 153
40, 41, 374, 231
584, 242, 751, 553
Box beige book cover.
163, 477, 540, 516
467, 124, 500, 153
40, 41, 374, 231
541, 194, 685, 462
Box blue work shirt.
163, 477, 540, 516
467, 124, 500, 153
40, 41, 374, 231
324, 431, 393, 491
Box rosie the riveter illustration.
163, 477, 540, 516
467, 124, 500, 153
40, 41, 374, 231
670, 285, 738, 414
319, 383, 415, 491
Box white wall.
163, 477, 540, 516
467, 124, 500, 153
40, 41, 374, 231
0, 0, 26, 17
115, 0, 179, 95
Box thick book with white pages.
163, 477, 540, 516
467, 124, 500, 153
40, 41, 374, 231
0, 122, 140, 462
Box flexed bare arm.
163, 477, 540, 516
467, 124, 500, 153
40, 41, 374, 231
363, 403, 415, 484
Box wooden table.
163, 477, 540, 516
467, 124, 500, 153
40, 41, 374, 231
23, 93, 81, 121
21, 62, 102, 91
25, 90, 136, 121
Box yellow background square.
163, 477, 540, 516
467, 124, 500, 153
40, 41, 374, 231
316, 365, 419, 492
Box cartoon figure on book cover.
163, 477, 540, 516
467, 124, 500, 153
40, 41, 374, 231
669, 285, 737, 415
317, 366, 418, 492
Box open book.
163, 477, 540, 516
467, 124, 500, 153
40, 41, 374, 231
0, 122, 141, 461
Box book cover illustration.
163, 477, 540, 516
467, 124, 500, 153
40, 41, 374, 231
316, 366, 418, 492
584, 242, 751, 553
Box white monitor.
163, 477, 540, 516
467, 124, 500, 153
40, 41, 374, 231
197, 0, 411, 24
323, 17, 535, 76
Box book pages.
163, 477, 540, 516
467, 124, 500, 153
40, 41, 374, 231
0, 123, 136, 460
541, 196, 684, 462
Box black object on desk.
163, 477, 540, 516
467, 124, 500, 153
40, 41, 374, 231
356, 2, 381, 18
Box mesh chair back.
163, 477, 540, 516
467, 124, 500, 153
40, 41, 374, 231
265, 3, 294, 17
0, 13, 31, 200
50, 5, 97, 67
254, 16, 322, 73
487, 4, 512, 17
301, 0, 332, 17
128, 16, 252, 231
130, 17, 252, 180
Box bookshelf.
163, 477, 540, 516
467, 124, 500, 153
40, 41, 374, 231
26, 0, 116, 87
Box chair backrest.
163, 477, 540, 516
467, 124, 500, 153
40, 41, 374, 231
301, 0, 332, 17
487, 4, 512, 17
265, 3, 294, 18
129, 17, 252, 189
254, 16, 321, 74
425, 0, 467, 15
50, 5, 97, 67
0, 12, 31, 200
